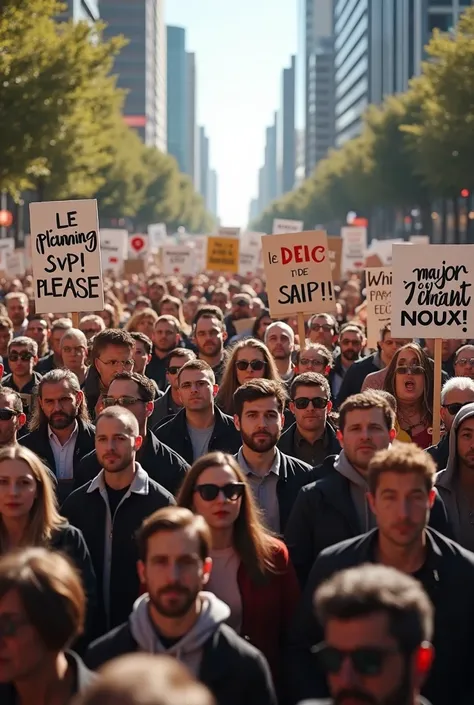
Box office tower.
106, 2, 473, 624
197, 126, 210, 206
101, 0, 167, 150
265, 115, 278, 204
167, 26, 188, 173
248, 198, 259, 224
207, 169, 218, 219
276, 56, 296, 195
187, 53, 197, 186
62, 0, 99, 20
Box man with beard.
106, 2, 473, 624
20, 369, 96, 501
193, 306, 227, 384
289, 443, 474, 705
61, 407, 175, 633
264, 322, 296, 386
154, 360, 240, 464
2, 337, 41, 420
329, 325, 364, 402
84, 506, 277, 705
0, 387, 26, 447
233, 379, 314, 533
224, 293, 253, 342
300, 564, 434, 705
147, 316, 183, 391
5, 292, 29, 338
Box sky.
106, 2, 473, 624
166, 0, 297, 228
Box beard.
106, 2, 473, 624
48, 411, 76, 430
98, 453, 132, 473
198, 341, 221, 358
150, 584, 198, 618
343, 349, 359, 362
334, 657, 412, 705
241, 428, 279, 453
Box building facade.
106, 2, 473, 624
100, 0, 167, 150
277, 56, 296, 195
167, 26, 188, 173
187, 52, 197, 186
207, 169, 218, 219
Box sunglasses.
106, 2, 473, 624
456, 357, 474, 366
311, 323, 333, 332
235, 359, 266, 372
442, 402, 469, 416
395, 365, 424, 375
299, 357, 326, 368
8, 351, 33, 362
0, 407, 19, 421
194, 483, 245, 502
167, 366, 184, 375
293, 396, 328, 410
312, 643, 398, 676
102, 396, 144, 408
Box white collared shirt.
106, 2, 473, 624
48, 421, 79, 480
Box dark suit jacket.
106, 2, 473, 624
277, 422, 340, 464
20, 419, 96, 502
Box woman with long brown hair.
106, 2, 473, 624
215, 338, 280, 415
383, 342, 434, 449
125, 307, 159, 340
178, 451, 300, 693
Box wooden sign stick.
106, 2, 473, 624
432, 338, 442, 444
72, 312, 80, 328
297, 312, 306, 351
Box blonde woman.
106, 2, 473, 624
125, 307, 159, 339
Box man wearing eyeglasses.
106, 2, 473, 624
308, 314, 339, 351
295, 343, 333, 378
278, 373, 340, 467
2, 337, 41, 421
329, 324, 365, 401
454, 344, 474, 380
83, 329, 135, 418
151, 348, 197, 428
426, 377, 474, 471
0, 387, 26, 447
76, 371, 188, 496
299, 564, 434, 705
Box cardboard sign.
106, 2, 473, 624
206, 236, 240, 273
161, 245, 195, 276
272, 218, 304, 235
148, 223, 167, 251
100, 229, 128, 274
124, 259, 145, 275
29, 199, 104, 314
409, 235, 430, 245
0, 238, 15, 270
262, 230, 335, 317
6, 251, 25, 277
239, 231, 263, 276
366, 267, 392, 347
192, 236, 207, 272
366, 238, 405, 266
327, 236, 343, 281
341, 226, 367, 273
128, 234, 149, 258
391, 244, 474, 338
218, 226, 240, 238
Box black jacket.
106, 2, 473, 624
61, 465, 175, 632
2, 371, 42, 419
284, 461, 452, 587
287, 528, 474, 705
85, 620, 276, 705
20, 419, 96, 503
146, 350, 171, 391
83, 365, 103, 419
277, 422, 340, 466
35, 351, 57, 374
149, 386, 181, 428
236, 448, 315, 533
426, 433, 450, 472
335, 353, 381, 408
75, 429, 188, 497
299, 699, 432, 705
154, 406, 242, 465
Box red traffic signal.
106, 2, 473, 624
461, 188, 470, 198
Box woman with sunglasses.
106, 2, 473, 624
178, 451, 300, 696
215, 338, 280, 415
383, 342, 434, 449
0, 445, 97, 645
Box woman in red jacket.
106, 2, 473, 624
177, 451, 300, 696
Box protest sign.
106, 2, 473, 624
192, 236, 207, 272
100, 229, 128, 274
148, 223, 167, 251
365, 267, 392, 347
29, 199, 104, 314
206, 236, 240, 273
218, 226, 240, 238
161, 245, 195, 276
124, 259, 145, 275
341, 226, 367, 273
128, 234, 149, 258
409, 235, 430, 245
327, 236, 343, 281
0, 237, 15, 270
272, 218, 304, 235
366, 238, 405, 266
6, 251, 25, 278
262, 230, 335, 323
239, 231, 263, 276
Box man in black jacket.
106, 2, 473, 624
151, 347, 197, 428
234, 378, 314, 533
85, 506, 276, 705
154, 359, 241, 464
61, 407, 175, 633
193, 306, 227, 384
426, 376, 474, 471
146, 315, 183, 391
287, 443, 474, 705
278, 372, 340, 465
284, 391, 450, 587
20, 369, 95, 502
328, 324, 364, 401
76, 371, 188, 496
2, 336, 42, 420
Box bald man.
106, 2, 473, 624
61, 406, 175, 633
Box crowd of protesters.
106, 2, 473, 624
0, 268, 473, 704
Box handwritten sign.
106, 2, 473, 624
206, 236, 240, 273
327, 236, 343, 281
409, 235, 430, 245
262, 230, 335, 317
272, 218, 304, 235
100, 229, 128, 274
162, 245, 195, 276
239, 231, 263, 276
148, 223, 167, 251
0, 238, 15, 270
366, 267, 392, 347
192, 236, 207, 272
6, 251, 25, 278
366, 238, 404, 266
29, 199, 104, 314
341, 226, 367, 273
391, 244, 474, 338
218, 226, 240, 238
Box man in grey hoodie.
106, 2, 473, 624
436, 401, 474, 551
85, 506, 276, 705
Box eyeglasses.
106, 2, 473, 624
102, 396, 145, 408
311, 323, 333, 333
98, 358, 134, 369
395, 365, 424, 375
442, 402, 469, 416
8, 351, 33, 362
168, 366, 184, 375
456, 357, 474, 366
235, 359, 266, 372
299, 357, 326, 368
194, 483, 245, 502
293, 397, 328, 410
0, 408, 20, 421
312, 643, 398, 676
